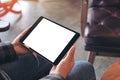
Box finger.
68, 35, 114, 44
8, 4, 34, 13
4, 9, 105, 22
13, 26, 32, 43
16, 26, 32, 39
50, 66, 56, 73
64, 45, 76, 61
51, 66, 56, 70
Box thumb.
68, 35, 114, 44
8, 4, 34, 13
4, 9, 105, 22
12, 26, 32, 43
64, 46, 76, 61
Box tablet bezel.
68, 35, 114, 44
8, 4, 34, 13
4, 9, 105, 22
20, 16, 80, 65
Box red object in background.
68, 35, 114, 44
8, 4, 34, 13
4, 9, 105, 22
0, 0, 21, 17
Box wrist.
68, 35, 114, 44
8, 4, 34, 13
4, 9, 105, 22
12, 42, 31, 55
50, 70, 67, 79
49, 73, 65, 80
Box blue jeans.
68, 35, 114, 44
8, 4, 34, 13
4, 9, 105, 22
0, 54, 96, 80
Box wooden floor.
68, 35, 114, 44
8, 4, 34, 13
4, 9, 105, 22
0, 0, 120, 80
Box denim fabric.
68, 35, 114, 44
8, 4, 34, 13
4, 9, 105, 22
67, 61, 96, 80
0, 54, 96, 80
0, 54, 52, 80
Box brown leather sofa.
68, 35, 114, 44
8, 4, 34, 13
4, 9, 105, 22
81, 0, 120, 63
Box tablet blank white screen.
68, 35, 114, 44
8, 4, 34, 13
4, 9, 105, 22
23, 18, 75, 62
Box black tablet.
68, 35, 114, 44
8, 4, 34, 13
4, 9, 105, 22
20, 16, 80, 65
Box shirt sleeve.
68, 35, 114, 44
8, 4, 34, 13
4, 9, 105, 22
39, 74, 65, 80
0, 42, 18, 65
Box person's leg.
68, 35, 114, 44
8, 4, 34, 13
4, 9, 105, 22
0, 54, 52, 80
66, 61, 96, 80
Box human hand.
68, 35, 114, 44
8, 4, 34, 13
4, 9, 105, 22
50, 46, 76, 79
12, 26, 32, 55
